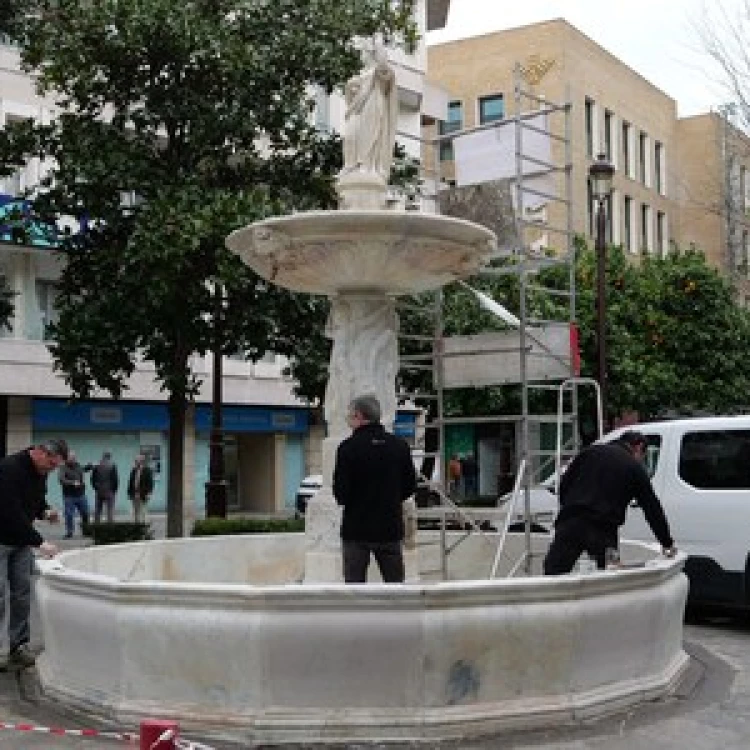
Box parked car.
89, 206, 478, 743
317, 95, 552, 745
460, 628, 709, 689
499, 473, 559, 532
295, 474, 322, 517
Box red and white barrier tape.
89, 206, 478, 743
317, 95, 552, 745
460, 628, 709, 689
0, 722, 217, 749
0, 720, 137, 741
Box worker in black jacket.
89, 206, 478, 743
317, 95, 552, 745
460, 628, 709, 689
0, 439, 67, 669
333, 394, 417, 583
543, 430, 676, 575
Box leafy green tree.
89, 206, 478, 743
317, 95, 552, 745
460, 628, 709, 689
0, 0, 416, 536
552, 243, 750, 420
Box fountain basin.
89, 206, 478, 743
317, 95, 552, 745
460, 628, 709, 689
35, 534, 688, 745
225, 210, 499, 295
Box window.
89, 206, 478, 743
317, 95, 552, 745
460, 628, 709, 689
587, 179, 594, 237
478, 94, 504, 124
678, 430, 750, 489
35, 280, 59, 340
439, 100, 463, 161
639, 131, 647, 185
655, 141, 664, 195
313, 86, 331, 133
622, 121, 632, 178
640, 203, 650, 252
624, 195, 633, 253
657, 211, 666, 255
585, 98, 594, 158
643, 435, 663, 478
604, 109, 614, 162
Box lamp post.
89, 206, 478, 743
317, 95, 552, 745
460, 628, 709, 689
205, 278, 228, 518
588, 153, 615, 424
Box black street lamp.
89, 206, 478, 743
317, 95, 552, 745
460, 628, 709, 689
588, 153, 615, 423
205, 279, 228, 518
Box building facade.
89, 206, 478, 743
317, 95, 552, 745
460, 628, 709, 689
0, 0, 449, 521
426, 19, 750, 285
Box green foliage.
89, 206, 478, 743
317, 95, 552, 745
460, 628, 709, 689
191, 517, 304, 536
558, 241, 750, 419
0, 0, 416, 535
89, 522, 153, 545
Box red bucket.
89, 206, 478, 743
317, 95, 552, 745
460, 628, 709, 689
140, 719, 179, 749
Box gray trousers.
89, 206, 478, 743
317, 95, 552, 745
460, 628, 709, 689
0, 544, 33, 653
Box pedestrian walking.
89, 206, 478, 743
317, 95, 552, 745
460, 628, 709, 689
333, 394, 417, 583
58, 450, 90, 539
0, 439, 66, 668
91, 451, 119, 523
127, 454, 154, 523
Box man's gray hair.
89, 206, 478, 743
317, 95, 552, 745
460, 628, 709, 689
351, 394, 381, 423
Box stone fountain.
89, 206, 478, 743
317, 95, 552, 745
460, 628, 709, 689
33, 47, 689, 745
226, 41, 497, 583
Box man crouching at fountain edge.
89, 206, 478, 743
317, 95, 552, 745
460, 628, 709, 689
333, 394, 418, 583
543, 431, 677, 575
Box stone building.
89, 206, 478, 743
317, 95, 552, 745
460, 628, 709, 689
426, 18, 750, 297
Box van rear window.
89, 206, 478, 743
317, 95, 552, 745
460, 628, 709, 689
678, 430, 750, 489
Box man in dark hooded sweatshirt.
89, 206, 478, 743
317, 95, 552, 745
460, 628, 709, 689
544, 430, 677, 575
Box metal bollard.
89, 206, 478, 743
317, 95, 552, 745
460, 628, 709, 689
140, 719, 179, 750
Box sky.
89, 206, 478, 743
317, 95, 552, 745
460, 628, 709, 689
426, 0, 739, 118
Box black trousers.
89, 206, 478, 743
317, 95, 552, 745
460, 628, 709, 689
342, 540, 405, 583
543, 516, 617, 575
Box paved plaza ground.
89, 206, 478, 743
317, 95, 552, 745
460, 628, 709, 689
0, 516, 748, 748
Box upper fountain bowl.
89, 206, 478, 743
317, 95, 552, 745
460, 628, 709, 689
226, 209, 500, 296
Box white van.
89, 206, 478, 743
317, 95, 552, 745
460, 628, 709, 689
604, 416, 750, 608
504, 415, 750, 607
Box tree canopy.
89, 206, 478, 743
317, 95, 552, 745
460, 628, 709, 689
364, 241, 750, 426
0, 0, 416, 535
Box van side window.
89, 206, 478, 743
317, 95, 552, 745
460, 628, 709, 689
643, 435, 662, 478
678, 430, 750, 489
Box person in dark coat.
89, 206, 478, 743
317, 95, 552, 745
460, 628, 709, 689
58, 450, 90, 539
0, 439, 67, 669
543, 430, 677, 575
333, 394, 417, 583
91, 451, 119, 523
127, 454, 154, 523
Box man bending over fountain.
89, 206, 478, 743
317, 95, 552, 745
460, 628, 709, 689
543, 431, 677, 575
333, 394, 417, 583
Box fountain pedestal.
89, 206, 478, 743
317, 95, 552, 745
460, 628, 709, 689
227, 211, 497, 582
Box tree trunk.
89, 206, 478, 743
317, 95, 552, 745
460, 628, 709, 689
166, 390, 187, 538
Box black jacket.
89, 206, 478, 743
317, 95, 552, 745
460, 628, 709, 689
556, 440, 674, 547
127, 464, 154, 498
334, 422, 417, 543
0, 449, 50, 547
91, 461, 119, 495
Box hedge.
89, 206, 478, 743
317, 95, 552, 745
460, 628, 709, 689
89, 522, 153, 545
191, 517, 305, 536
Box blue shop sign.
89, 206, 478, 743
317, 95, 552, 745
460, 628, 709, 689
195, 405, 308, 434
33, 399, 169, 431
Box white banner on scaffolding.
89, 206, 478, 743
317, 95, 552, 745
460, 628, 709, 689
452, 114, 556, 209
441, 324, 575, 388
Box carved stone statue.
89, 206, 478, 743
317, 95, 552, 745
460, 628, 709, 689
341, 43, 398, 182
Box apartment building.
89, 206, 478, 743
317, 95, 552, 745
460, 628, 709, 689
0, 0, 449, 519
426, 18, 750, 279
